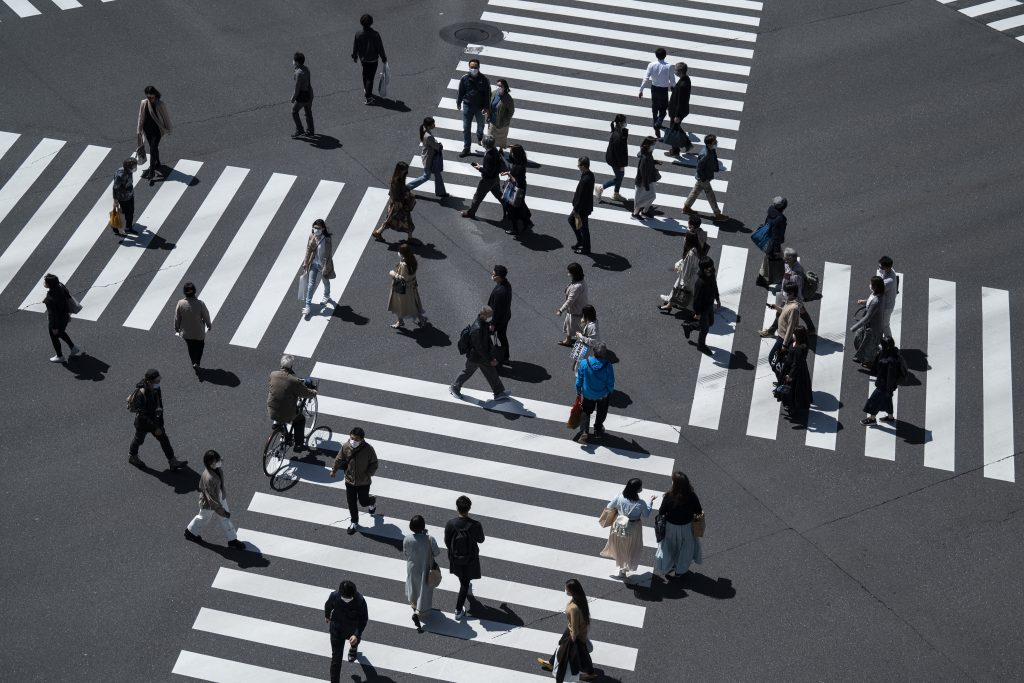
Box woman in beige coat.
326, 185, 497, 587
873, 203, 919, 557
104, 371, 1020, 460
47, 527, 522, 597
387, 243, 427, 329
301, 219, 335, 315
137, 85, 172, 179
372, 162, 416, 242
555, 262, 589, 346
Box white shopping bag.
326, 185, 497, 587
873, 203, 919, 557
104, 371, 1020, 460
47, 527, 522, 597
377, 62, 391, 97
297, 272, 309, 302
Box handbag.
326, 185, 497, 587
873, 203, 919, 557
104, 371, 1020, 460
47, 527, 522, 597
750, 222, 772, 253
570, 339, 588, 364
662, 125, 687, 148
654, 513, 667, 543
108, 207, 124, 233
392, 276, 407, 295
692, 512, 706, 538
567, 394, 582, 429
669, 286, 692, 309
426, 559, 442, 588
65, 289, 83, 314
598, 507, 617, 528
297, 271, 309, 302
430, 150, 443, 173
501, 179, 516, 205
134, 145, 147, 165
610, 514, 630, 538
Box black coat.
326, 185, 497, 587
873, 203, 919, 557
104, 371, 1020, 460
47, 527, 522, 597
604, 127, 629, 168
444, 516, 485, 580
667, 76, 691, 119
635, 151, 660, 190
487, 280, 512, 326
781, 343, 813, 417
691, 272, 719, 315
324, 591, 369, 638
44, 284, 71, 331
466, 318, 498, 364
764, 206, 787, 254
572, 170, 595, 216
479, 148, 502, 179
134, 383, 165, 430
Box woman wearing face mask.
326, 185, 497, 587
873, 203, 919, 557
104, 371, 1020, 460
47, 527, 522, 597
501, 144, 532, 236
632, 136, 660, 219
571, 305, 600, 374
406, 117, 448, 199
536, 578, 597, 681
596, 114, 628, 204
403, 514, 441, 628
372, 162, 416, 242
556, 262, 589, 347
387, 243, 427, 329
184, 450, 246, 550
301, 219, 335, 316
600, 478, 657, 582
487, 79, 515, 159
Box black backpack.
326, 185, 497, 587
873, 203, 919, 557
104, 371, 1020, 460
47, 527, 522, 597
450, 523, 477, 564
126, 386, 145, 413
457, 323, 473, 355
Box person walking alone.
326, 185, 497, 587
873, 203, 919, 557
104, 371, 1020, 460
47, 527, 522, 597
556, 262, 589, 346
460, 136, 504, 220
444, 495, 485, 620
406, 117, 448, 199
681, 134, 727, 223
136, 85, 171, 180
290, 52, 314, 138
330, 427, 379, 535
324, 580, 369, 683
600, 478, 656, 582
575, 342, 614, 444
450, 306, 509, 400
632, 136, 660, 219
683, 257, 721, 354
42, 273, 82, 363
184, 449, 246, 550
127, 368, 187, 470
861, 337, 904, 425
596, 114, 628, 203
487, 265, 512, 365
302, 219, 335, 316
456, 59, 490, 157
387, 243, 427, 329
488, 79, 515, 158
372, 162, 416, 242
638, 47, 675, 139
653, 471, 703, 581
111, 156, 138, 237
502, 144, 532, 236
536, 579, 598, 681
665, 62, 695, 156
756, 197, 788, 287
569, 157, 595, 255
404, 515, 441, 628
351, 14, 387, 105
174, 281, 212, 372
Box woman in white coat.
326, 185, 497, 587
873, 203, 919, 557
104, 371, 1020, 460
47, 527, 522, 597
403, 514, 440, 627
659, 232, 701, 313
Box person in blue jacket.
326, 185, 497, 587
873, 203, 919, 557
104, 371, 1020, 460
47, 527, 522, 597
574, 342, 615, 444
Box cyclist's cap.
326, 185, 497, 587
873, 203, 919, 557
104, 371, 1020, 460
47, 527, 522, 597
145, 368, 160, 381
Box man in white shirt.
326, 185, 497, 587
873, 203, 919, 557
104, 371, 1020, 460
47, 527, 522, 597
638, 47, 676, 139
877, 255, 898, 341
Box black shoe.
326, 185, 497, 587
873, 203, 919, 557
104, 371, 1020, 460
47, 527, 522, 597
412, 613, 422, 631
347, 523, 358, 535
697, 344, 712, 355
593, 426, 605, 437
459, 149, 471, 158
305, 130, 315, 137
683, 324, 692, 340
368, 504, 377, 515
227, 539, 246, 550
436, 192, 450, 199
141, 170, 154, 179
292, 443, 307, 453
291, 131, 305, 139
184, 529, 202, 543
126, 227, 140, 235
128, 454, 144, 468
168, 458, 188, 471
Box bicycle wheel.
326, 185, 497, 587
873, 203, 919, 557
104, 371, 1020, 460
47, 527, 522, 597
263, 430, 288, 476
307, 425, 333, 453
270, 460, 300, 491
303, 395, 318, 432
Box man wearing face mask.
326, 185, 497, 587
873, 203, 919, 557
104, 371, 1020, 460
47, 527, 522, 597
682, 134, 728, 223
127, 369, 187, 470
456, 59, 490, 157
450, 305, 510, 401
291, 52, 314, 139
184, 450, 246, 549
324, 579, 369, 681
330, 427, 379, 535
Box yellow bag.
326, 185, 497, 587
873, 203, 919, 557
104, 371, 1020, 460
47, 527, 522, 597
109, 208, 124, 232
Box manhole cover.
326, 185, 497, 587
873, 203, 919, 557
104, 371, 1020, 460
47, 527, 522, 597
439, 22, 505, 47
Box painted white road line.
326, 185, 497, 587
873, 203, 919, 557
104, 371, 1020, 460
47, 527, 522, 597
864, 273, 904, 461
230, 179, 344, 348
961, 0, 1020, 17
0, 131, 20, 161
172, 651, 322, 683
0, 145, 108, 297
481, 12, 755, 59
122, 166, 248, 330
688, 245, 747, 430
988, 12, 1024, 29
213, 567, 638, 668
498, 32, 752, 77
573, 0, 762, 18
981, 287, 1015, 482
236, 529, 646, 627
923, 279, 956, 472
318, 395, 675, 475
453, 58, 744, 112
470, 43, 748, 94
193, 608, 553, 683
487, 0, 758, 42
0, 0, 41, 17
19, 165, 146, 313
50, 0, 81, 9
0, 137, 65, 226
312, 361, 681, 442
284, 187, 388, 358
746, 291, 781, 440
75, 160, 203, 321
198, 172, 296, 321
805, 262, 852, 449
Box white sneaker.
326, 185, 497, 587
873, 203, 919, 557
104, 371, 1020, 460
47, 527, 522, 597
302, 306, 310, 316
49, 355, 64, 363
454, 608, 467, 620
612, 192, 625, 202
320, 296, 331, 305
69, 345, 83, 356
594, 185, 603, 199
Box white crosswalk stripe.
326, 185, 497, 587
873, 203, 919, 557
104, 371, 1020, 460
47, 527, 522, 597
805, 262, 852, 450
1, 0, 42, 18
934, 0, 1024, 39
924, 279, 957, 472
0, 137, 65, 226
746, 291, 782, 440
981, 287, 1015, 482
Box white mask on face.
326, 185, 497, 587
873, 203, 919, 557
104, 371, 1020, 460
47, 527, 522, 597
340, 595, 354, 603
469, 68, 479, 76
213, 459, 222, 469
349, 439, 361, 449
313, 228, 323, 236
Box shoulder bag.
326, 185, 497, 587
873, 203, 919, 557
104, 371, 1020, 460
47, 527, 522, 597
427, 559, 442, 588
692, 512, 706, 538
750, 222, 772, 253
598, 506, 617, 528
654, 513, 667, 543
662, 125, 687, 149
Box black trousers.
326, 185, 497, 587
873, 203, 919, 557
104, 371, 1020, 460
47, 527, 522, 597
185, 338, 204, 367
455, 574, 472, 612
360, 60, 378, 99
581, 396, 609, 433
291, 414, 306, 446
144, 129, 161, 170
49, 326, 74, 356
291, 99, 314, 133
346, 483, 375, 524
650, 86, 669, 132
453, 358, 505, 395
551, 629, 594, 675
686, 310, 713, 347
568, 212, 591, 254
329, 630, 358, 683
117, 198, 135, 231
129, 423, 174, 460
494, 321, 510, 362
468, 176, 502, 214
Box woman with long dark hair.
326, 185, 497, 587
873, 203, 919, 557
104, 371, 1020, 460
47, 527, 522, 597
654, 471, 703, 580
851, 275, 885, 366
502, 143, 532, 236
42, 273, 82, 363
600, 478, 656, 581
387, 243, 427, 329
596, 114, 628, 203
659, 232, 700, 313
779, 325, 813, 422
136, 85, 172, 179
406, 117, 448, 199
631, 135, 660, 219
862, 336, 902, 425
301, 219, 335, 316
372, 161, 416, 242
571, 305, 600, 374
537, 578, 597, 681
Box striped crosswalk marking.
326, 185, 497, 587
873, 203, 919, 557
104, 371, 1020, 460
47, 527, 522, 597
0, 137, 65, 226
123, 166, 248, 330
76, 160, 203, 321
864, 274, 905, 461
961, 0, 1020, 17
988, 12, 1024, 29
0, 0, 41, 17
173, 651, 322, 683
0, 131, 20, 161
746, 291, 782, 440
805, 262, 852, 450
284, 187, 389, 358
49, 0, 80, 8
924, 279, 956, 472
0, 145, 108, 297
230, 180, 344, 348
981, 287, 1015, 482
574, 0, 763, 17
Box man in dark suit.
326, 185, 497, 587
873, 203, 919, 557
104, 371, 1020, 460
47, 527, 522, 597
461, 136, 505, 219
570, 157, 595, 255
666, 62, 694, 156
487, 265, 512, 366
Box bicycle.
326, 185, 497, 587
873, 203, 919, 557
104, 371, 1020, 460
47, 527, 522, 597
263, 378, 322, 476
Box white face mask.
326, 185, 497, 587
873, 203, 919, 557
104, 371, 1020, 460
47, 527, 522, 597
340, 595, 354, 603
213, 460, 222, 469
485, 317, 493, 324
313, 228, 323, 236
349, 439, 361, 449
469, 68, 479, 76
498, 86, 506, 94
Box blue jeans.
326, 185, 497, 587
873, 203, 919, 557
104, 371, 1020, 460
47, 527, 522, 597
462, 103, 485, 150
407, 170, 446, 196
305, 263, 330, 306
601, 167, 625, 193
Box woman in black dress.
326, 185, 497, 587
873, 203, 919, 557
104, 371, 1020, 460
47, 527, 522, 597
780, 325, 813, 422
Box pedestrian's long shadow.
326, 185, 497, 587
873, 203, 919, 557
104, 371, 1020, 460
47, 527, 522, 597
196, 367, 240, 387
62, 353, 109, 381
392, 239, 447, 260
631, 571, 736, 603
351, 661, 399, 683
517, 230, 562, 252
135, 462, 201, 495
497, 360, 550, 384
199, 539, 271, 570
333, 305, 370, 325
369, 97, 411, 113
399, 324, 451, 349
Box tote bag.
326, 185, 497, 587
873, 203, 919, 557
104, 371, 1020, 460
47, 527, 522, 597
662, 125, 688, 149
296, 271, 309, 302
750, 222, 772, 253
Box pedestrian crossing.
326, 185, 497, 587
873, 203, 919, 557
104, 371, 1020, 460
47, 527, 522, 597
936, 0, 1024, 42
0, 0, 114, 20
413, 0, 763, 232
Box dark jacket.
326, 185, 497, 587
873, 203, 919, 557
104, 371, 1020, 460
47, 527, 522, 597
444, 516, 485, 580
113, 168, 134, 202
764, 206, 787, 254
692, 271, 719, 315
479, 147, 502, 179
667, 76, 691, 120
781, 342, 813, 416
695, 147, 719, 182
44, 284, 71, 331
488, 280, 512, 326
605, 127, 629, 169
573, 170, 595, 216
266, 369, 315, 423
457, 72, 491, 111
352, 28, 386, 62
635, 151, 660, 190
324, 591, 369, 638
293, 64, 312, 102
134, 382, 165, 430
659, 492, 703, 526
508, 162, 528, 193
466, 318, 499, 364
